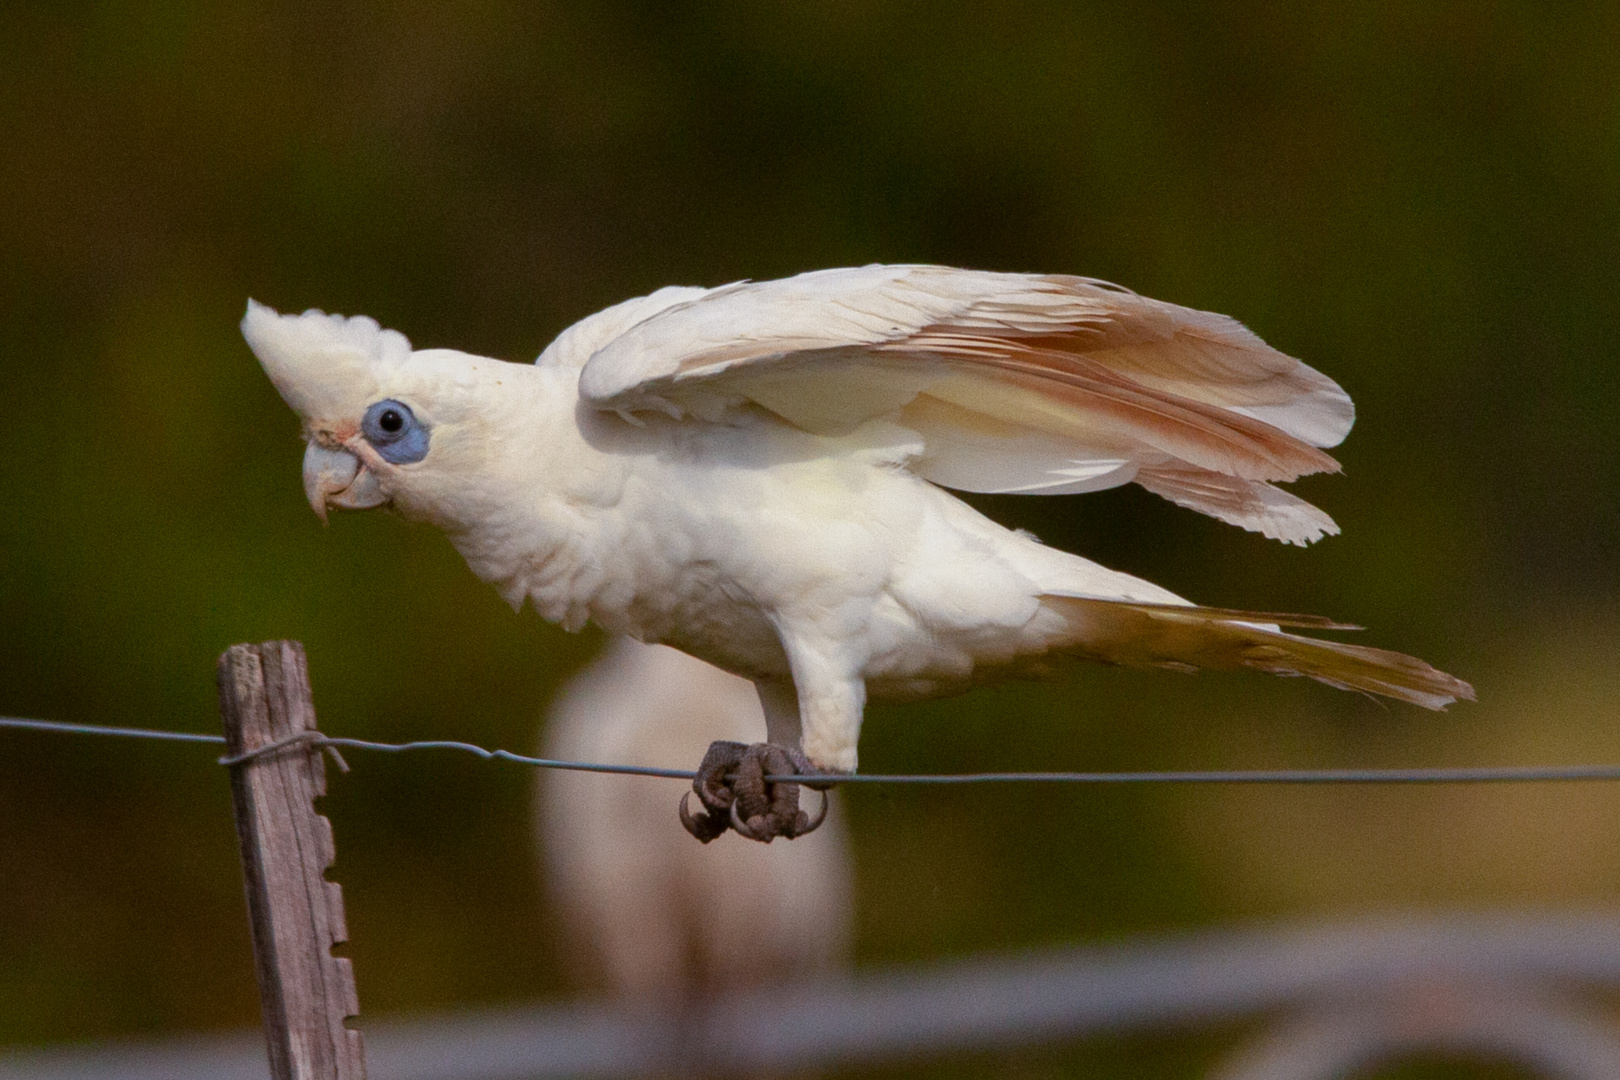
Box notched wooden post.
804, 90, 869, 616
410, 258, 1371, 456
219, 640, 366, 1080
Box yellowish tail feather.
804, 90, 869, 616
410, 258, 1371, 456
1044, 596, 1475, 710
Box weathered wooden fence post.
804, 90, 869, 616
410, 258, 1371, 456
218, 640, 366, 1080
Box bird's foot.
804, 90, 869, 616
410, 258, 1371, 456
678, 740, 830, 844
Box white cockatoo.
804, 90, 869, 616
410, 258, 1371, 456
539, 637, 851, 1005
244, 264, 1473, 841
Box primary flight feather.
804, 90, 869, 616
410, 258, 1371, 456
244, 264, 1472, 842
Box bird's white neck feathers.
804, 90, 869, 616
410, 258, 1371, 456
242, 299, 634, 622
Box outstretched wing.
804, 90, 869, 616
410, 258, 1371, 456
577, 265, 1354, 545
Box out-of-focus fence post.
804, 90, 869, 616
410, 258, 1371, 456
219, 640, 366, 1080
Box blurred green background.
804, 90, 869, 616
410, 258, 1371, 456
1, 2, 1617, 1076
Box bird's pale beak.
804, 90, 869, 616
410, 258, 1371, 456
302, 442, 387, 522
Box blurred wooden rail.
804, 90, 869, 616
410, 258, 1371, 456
5, 912, 1620, 1079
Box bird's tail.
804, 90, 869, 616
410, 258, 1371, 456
1042, 596, 1474, 709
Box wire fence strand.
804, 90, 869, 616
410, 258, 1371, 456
0, 716, 226, 745
8, 715, 1620, 786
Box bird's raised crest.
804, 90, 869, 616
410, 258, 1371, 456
242, 301, 412, 425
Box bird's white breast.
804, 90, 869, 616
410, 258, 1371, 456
418, 353, 1182, 704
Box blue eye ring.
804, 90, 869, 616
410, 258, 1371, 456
361, 399, 431, 464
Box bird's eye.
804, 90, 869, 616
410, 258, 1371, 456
361, 399, 431, 464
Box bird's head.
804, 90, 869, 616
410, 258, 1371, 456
242, 301, 500, 524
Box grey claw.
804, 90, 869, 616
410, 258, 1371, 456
679, 791, 726, 843
795, 787, 830, 836
729, 798, 770, 843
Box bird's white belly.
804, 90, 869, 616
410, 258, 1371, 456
583, 454, 899, 679
633, 475, 1061, 687
463, 411, 1067, 694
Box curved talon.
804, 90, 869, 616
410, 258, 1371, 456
795, 786, 830, 836
729, 798, 768, 842
679, 790, 729, 843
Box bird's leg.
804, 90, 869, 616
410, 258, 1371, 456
756, 676, 803, 748
677, 678, 831, 844
759, 674, 839, 794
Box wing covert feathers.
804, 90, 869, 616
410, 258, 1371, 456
1045, 596, 1474, 710
577, 266, 1355, 542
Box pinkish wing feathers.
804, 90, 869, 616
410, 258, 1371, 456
579, 266, 1353, 543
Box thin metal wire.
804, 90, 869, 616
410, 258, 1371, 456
0, 716, 225, 745
7, 715, 1620, 786
213, 729, 694, 779
214, 729, 352, 773
317, 737, 698, 779
0, 716, 696, 778
807, 765, 1620, 785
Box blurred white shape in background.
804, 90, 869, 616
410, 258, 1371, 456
538, 637, 853, 1008
1211, 981, 1620, 1080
